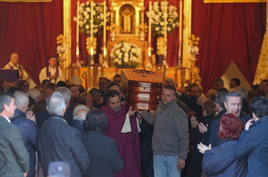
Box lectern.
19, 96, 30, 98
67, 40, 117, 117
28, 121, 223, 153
0, 70, 19, 82
121, 69, 164, 111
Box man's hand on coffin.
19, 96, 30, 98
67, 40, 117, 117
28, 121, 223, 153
128, 106, 136, 117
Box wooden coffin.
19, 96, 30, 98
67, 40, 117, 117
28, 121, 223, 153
121, 69, 163, 111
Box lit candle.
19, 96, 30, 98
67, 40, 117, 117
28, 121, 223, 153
91, 47, 94, 56
90, 47, 94, 65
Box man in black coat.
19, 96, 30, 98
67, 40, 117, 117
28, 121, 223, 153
82, 110, 123, 177
37, 92, 89, 177
12, 91, 38, 177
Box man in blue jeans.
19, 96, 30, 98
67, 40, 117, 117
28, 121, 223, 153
141, 85, 189, 177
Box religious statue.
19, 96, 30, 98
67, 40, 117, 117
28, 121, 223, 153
120, 5, 135, 34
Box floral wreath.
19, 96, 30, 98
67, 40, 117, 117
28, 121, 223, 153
111, 42, 140, 68
146, 1, 179, 37
74, 1, 110, 35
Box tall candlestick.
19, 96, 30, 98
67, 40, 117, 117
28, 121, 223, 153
163, 1, 168, 59
90, 0, 94, 50
148, 1, 152, 57
76, 0, 80, 62
103, 1, 107, 57
178, 0, 183, 67
90, 0, 94, 66
163, 1, 167, 43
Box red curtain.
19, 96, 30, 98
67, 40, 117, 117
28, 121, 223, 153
192, 0, 266, 92
0, 0, 63, 84
71, 0, 181, 66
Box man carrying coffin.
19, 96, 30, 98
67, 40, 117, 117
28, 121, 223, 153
101, 90, 141, 177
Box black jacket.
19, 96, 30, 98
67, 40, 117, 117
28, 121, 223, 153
37, 115, 89, 177
82, 131, 123, 177
12, 109, 37, 177
203, 139, 247, 177
209, 112, 250, 147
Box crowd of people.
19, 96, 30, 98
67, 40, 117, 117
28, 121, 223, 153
0, 54, 268, 177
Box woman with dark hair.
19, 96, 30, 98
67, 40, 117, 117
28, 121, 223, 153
197, 114, 247, 177
82, 110, 124, 177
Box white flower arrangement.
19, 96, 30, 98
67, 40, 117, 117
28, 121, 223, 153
147, 1, 179, 36
74, 1, 110, 35
111, 42, 141, 68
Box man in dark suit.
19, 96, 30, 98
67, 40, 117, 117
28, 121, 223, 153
12, 91, 38, 177
0, 93, 29, 177
209, 91, 250, 147
37, 92, 89, 177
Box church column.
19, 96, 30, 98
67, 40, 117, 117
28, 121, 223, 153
63, 0, 72, 81
183, 0, 192, 82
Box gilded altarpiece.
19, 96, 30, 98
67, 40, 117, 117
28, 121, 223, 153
63, 0, 195, 90
107, 0, 149, 66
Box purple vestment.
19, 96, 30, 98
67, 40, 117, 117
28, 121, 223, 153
101, 104, 141, 177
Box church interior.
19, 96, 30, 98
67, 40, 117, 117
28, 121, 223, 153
1, 1, 268, 177
0, 0, 267, 92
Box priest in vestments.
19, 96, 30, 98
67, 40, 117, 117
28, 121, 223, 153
39, 56, 64, 84
3, 53, 36, 88
101, 90, 141, 177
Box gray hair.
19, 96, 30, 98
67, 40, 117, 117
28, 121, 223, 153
27, 88, 41, 101
47, 92, 66, 116
215, 89, 228, 108
14, 91, 29, 109
0, 93, 13, 113
55, 87, 71, 103
73, 105, 90, 121
225, 91, 242, 102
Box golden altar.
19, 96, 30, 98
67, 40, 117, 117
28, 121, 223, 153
62, 0, 200, 90
106, 0, 149, 67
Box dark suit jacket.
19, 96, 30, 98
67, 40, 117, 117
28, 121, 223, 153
139, 120, 154, 177
235, 116, 268, 177
209, 112, 250, 147
0, 116, 29, 177
12, 109, 38, 177
82, 131, 124, 177
37, 115, 89, 177
203, 139, 247, 177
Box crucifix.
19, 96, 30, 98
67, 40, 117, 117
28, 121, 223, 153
204, 0, 268, 83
